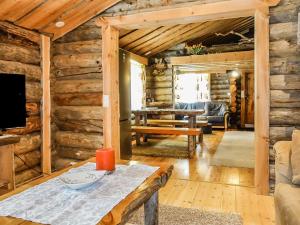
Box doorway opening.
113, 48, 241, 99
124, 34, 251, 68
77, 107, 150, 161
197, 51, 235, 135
102, 1, 273, 194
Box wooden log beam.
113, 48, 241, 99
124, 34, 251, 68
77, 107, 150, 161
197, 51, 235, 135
14, 134, 41, 155
54, 93, 103, 106
170, 51, 254, 65
270, 108, 300, 125
57, 146, 96, 160
102, 25, 120, 160
99, 0, 271, 29
55, 79, 103, 93
55, 131, 103, 149
53, 40, 102, 55
0, 43, 40, 65
55, 119, 103, 133
0, 60, 41, 82
270, 75, 300, 90
55, 106, 103, 121
55, 67, 102, 80
55, 26, 102, 43
15, 167, 41, 185
0, 21, 41, 44
271, 90, 300, 108
53, 53, 102, 69
15, 150, 41, 172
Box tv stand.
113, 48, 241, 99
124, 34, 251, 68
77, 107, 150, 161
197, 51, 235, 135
0, 134, 20, 194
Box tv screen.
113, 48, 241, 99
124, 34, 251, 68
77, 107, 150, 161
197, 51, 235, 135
0, 74, 26, 129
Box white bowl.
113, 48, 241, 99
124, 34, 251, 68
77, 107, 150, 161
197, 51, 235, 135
59, 171, 106, 190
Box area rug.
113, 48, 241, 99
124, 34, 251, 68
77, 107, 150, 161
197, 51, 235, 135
132, 136, 190, 158
209, 131, 254, 168
128, 204, 242, 225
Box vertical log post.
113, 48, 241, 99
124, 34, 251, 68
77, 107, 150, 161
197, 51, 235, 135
254, 9, 270, 195
41, 35, 51, 175
102, 25, 120, 160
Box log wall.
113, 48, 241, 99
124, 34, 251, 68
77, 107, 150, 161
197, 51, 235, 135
0, 29, 42, 185
52, 23, 103, 169
269, 0, 300, 191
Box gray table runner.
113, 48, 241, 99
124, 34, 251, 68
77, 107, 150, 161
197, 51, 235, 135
0, 162, 158, 225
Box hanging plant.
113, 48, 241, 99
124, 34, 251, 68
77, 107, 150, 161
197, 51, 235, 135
185, 43, 207, 55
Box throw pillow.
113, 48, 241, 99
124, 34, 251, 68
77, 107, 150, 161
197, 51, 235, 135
291, 129, 300, 184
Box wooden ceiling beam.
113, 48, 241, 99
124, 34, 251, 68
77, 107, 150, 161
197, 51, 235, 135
170, 50, 254, 65
147, 19, 237, 56
42, 0, 121, 41
16, 0, 83, 30
0, 0, 45, 22
119, 28, 159, 47
131, 24, 194, 53
124, 26, 176, 50
99, 0, 270, 29
0, 0, 20, 19
0, 21, 41, 44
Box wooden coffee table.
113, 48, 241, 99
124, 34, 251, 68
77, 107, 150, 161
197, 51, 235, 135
0, 158, 173, 225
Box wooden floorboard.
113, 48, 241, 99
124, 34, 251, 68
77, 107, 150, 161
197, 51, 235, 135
132, 130, 275, 225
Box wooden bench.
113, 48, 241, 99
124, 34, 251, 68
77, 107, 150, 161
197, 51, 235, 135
132, 126, 202, 158
145, 119, 207, 142
146, 119, 208, 127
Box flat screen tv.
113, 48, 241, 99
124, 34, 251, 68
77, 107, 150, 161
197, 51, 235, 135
0, 74, 26, 130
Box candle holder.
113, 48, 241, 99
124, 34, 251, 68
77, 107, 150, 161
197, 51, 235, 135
96, 148, 115, 171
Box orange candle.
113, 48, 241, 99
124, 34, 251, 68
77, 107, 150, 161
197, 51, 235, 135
96, 148, 115, 171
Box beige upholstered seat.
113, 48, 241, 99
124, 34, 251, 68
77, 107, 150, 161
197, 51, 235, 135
274, 131, 300, 225
275, 183, 300, 225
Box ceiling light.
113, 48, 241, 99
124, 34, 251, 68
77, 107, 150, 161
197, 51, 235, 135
230, 70, 240, 78
55, 20, 65, 28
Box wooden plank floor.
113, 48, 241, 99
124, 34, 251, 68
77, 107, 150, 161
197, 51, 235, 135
132, 131, 275, 225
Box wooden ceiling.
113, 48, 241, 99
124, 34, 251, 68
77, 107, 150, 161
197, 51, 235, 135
119, 16, 254, 57
0, 0, 121, 40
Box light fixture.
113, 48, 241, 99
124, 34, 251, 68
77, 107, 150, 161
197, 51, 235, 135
55, 20, 65, 28
230, 70, 240, 78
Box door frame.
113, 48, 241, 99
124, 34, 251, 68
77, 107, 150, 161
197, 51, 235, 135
99, 0, 280, 195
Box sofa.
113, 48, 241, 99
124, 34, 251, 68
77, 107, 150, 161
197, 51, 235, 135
175, 101, 229, 130
274, 130, 300, 225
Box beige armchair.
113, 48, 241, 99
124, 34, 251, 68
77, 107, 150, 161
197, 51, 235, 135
274, 141, 300, 225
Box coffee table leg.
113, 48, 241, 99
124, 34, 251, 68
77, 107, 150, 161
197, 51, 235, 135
144, 191, 158, 225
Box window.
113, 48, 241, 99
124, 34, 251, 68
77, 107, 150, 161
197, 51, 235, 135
131, 60, 145, 110
175, 73, 210, 103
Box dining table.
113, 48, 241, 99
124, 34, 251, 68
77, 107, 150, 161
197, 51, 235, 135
132, 108, 205, 145
0, 158, 173, 225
